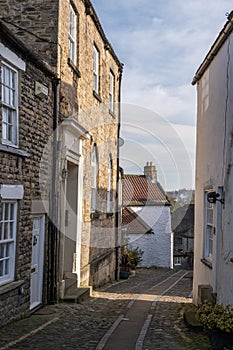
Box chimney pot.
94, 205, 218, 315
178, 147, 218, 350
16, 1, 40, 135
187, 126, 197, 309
144, 162, 157, 182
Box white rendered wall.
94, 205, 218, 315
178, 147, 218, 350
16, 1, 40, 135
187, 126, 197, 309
193, 33, 233, 306
128, 205, 172, 268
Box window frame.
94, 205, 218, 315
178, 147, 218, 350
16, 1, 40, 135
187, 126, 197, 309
109, 71, 114, 113
174, 256, 182, 266
204, 190, 214, 262
107, 155, 113, 214
68, 3, 77, 65
0, 200, 17, 286
1, 61, 19, 147
93, 45, 99, 94
91, 145, 98, 213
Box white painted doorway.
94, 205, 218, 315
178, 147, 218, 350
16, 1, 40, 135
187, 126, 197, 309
30, 216, 45, 310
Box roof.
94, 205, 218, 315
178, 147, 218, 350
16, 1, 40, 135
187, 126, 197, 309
122, 208, 153, 234
123, 175, 170, 206
171, 204, 194, 237
192, 11, 233, 85
0, 21, 56, 78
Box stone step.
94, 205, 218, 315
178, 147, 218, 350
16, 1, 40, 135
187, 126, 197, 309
65, 278, 77, 292
61, 287, 91, 304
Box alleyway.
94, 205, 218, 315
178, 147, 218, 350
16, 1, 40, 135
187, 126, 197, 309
0, 269, 210, 350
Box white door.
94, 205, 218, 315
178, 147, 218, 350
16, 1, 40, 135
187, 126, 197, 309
30, 216, 45, 310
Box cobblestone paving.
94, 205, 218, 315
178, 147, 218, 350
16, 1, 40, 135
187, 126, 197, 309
0, 268, 210, 350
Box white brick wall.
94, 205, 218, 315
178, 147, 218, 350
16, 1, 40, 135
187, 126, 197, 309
128, 206, 172, 268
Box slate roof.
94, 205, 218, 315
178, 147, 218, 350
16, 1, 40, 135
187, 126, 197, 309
122, 208, 153, 234
123, 175, 169, 206
171, 204, 194, 237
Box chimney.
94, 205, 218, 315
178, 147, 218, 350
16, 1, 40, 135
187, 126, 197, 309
144, 162, 157, 182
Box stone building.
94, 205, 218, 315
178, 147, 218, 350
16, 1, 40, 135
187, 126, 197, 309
0, 0, 123, 309
0, 21, 55, 325
122, 163, 173, 268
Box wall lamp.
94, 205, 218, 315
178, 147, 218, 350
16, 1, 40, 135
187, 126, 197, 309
62, 166, 68, 180
207, 191, 224, 205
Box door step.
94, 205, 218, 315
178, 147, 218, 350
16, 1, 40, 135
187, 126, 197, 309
61, 287, 90, 303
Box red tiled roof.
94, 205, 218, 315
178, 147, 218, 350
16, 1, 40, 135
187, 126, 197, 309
122, 208, 153, 234
123, 175, 169, 206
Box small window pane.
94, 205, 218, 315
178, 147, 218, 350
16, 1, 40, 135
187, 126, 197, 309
5, 258, 9, 275
0, 245, 5, 259
0, 261, 3, 276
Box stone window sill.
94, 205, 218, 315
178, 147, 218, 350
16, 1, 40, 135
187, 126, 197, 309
68, 58, 81, 78
0, 280, 24, 295
93, 90, 102, 103
0, 144, 29, 157
201, 258, 212, 269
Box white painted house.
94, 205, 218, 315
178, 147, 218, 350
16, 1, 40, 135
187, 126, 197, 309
122, 163, 173, 268
192, 12, 233, 307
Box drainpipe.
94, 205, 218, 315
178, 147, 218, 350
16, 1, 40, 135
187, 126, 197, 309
49, 76, 60, 304
115, 64, 123, 281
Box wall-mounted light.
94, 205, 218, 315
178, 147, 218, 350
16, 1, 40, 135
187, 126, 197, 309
62, 166, 68, 180
207, 191, 224, 204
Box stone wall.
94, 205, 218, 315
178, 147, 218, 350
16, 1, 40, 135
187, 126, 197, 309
0, 47, 54, 326
0, 0, 122, 290
56, 0, 122, 287
0, 0, 59, 69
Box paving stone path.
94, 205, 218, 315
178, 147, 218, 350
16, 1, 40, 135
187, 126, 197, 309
0, 268, 210, 350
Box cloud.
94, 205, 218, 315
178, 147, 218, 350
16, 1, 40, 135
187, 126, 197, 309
91, 0, 232, 189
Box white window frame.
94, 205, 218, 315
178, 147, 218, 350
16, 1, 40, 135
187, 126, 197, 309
107, 155, 112, 213
1, 61, 19, 147
0, 201, 17, 285
174, 256, 182, 266
93, 45, 99, 93
68, 4, 77, 64
109, 71, 114, 113
204, 191, 214, 261
91, 145, 98, 213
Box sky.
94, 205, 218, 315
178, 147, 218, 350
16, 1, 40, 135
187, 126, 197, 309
91, 0, 232, 191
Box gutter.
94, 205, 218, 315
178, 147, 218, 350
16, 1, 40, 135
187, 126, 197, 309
192, 12, 233, 85
115, 65, 123, 281
49, 77, 60, 304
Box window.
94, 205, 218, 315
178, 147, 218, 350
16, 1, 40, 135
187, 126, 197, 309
204, 191, 214, 261
1, 62, 18, 146
93, 45, 99, 93
0, 201, 17, 285
91, 145, 98, 212
109, 71, 114, 113
107, 155, 113, 213
174, 256, 182, 266
68, 4, 77, 64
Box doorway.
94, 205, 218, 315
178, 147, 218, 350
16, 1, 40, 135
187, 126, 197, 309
64, 162, 78, 273
30, 215, 45, 310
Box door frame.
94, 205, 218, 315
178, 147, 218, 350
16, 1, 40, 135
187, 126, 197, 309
30, 215, 45, 310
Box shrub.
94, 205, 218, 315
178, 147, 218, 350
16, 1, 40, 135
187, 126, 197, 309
198, 303, 233, 333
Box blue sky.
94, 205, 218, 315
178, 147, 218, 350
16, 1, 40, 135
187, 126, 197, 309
91, 0, 231, 190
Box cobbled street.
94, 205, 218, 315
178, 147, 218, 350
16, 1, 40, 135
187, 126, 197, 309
0, 268, 210, 350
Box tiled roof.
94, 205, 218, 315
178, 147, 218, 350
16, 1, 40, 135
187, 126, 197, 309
123, 175, 169, 206
122, 208, 153, 234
